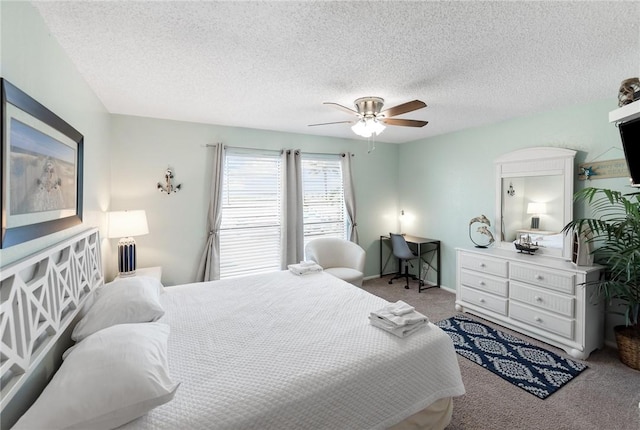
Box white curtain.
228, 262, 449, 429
197, 143, 225, 281
281, 149, 303, 268
341, 152, 358, 243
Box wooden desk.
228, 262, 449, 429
380, 235, 441, 292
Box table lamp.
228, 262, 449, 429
527, 202, 547, 230
108, 210, 149, 276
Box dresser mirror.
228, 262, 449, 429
494, 147, 576, 260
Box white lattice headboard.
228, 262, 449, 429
0, 228, 103, 411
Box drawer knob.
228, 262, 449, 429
480, 298, 486, 303
480, 263, 486, 268
534, 296, 543, 302
536, 274, 543, 280
534, 316, 543, 323
479, 281, 486, 286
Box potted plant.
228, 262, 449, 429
563, 187, 639, 370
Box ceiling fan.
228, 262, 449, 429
308, 97, 428, 138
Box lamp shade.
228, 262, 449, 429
351, 119, 371, 138
527, 202, 547, 215
351, 117, 386, 138
369, 118, 386, 135
107, 210, 149, 238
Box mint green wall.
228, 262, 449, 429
0, 2, 111, 268
398, 100, 631, 343
399, 99, 629, 291
110, 114, 399, 285
0, 4, 112, 427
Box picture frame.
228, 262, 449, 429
1, 78, 83, 248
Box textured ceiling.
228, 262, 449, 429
32, 1, 640, 144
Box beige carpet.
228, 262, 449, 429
361, 276, 640, 430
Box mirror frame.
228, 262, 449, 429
495, 147, 576, 260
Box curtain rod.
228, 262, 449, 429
204, 144, 354, 157
203, 143, 274, 151
303, 151, 355, 158
203, 143, 275, 153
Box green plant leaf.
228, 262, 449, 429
564, 187, 640, 327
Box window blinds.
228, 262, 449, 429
219, 150, 282, 279
301, 155, 346, 251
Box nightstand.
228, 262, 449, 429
115, 266, 162, 282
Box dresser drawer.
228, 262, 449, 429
510, 263, 575, 294
510, 301, 574, 339
460, 269, 508, 297
460, 253, 508, 278
510, 281, 574, 317
460, 286, 508, 316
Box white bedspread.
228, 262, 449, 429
121, 271, 464, 430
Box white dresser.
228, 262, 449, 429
455, 247, 604, 359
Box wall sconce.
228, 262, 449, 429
157, 168, 182, 194
506, 182, 516, 196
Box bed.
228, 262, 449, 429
2, 229, 465, 429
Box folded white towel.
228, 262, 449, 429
299, 260, 317, 267
388, 300, 415, 316
288, 263, 323, 276
369, 316, 427, 338
370, 306, 429, 327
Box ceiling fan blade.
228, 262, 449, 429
380, 100, 427, 118
380, 118, 428, 127
323, 102, 359, 116
308, 120, 353, 127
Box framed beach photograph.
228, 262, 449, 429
1, 78, 83, 248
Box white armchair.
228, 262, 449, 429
305, 238, 366, 287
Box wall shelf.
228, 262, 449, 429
609, 99, 640, 124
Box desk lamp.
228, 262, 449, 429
108, 210, 149, 277
527, 203, 547, 230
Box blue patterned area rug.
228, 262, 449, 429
435, 314, 587, 399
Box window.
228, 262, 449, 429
219, 151, 347, 278
219, 150, 282, 279
301, 155, 346, 251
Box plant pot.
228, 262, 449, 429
614, 325, 640, 371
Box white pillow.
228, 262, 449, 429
13, 323, 179, 430
72, 276, 165, 341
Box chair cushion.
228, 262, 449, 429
325, 267, 364, 287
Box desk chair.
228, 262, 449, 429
388, 233, 421, 289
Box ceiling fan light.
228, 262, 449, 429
351, 117, 385, 138
370, 119, 386, 136
317, 97, 427, 141
351, 120, 372, 138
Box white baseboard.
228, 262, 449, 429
363, 274, 456, 295
439, 285, 455, 294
